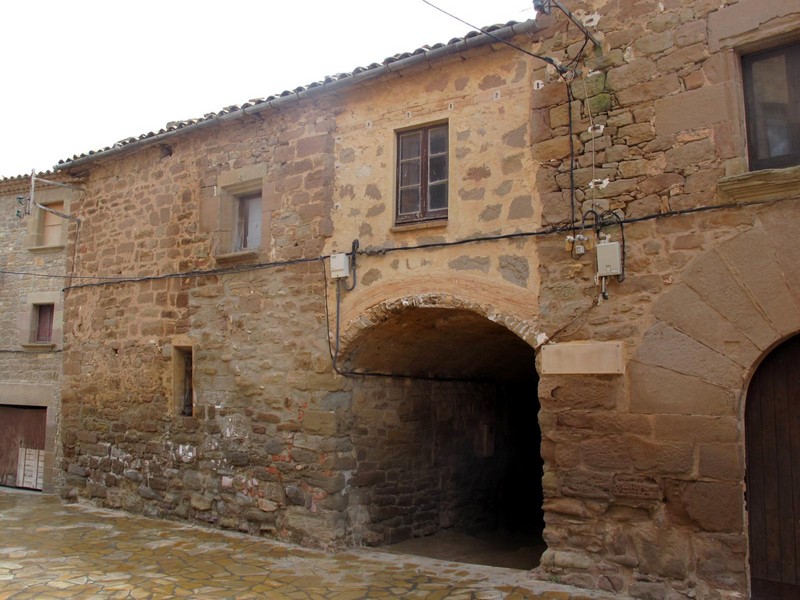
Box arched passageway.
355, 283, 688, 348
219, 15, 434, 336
342, 306, 544, 569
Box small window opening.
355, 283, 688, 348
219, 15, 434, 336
235, 192, 262, 251
40, 202, 64, 246
173, 346, 194, 416
742, 42, 800, 170
396, 123, 449, 224
34, 304, 54, 343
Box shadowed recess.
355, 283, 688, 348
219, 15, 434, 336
341, 307, 536, 381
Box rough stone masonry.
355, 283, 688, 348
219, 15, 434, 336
55, 1, 800, 599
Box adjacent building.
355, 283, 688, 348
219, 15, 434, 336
20, 0, 800, 598
0, 173, 78, 492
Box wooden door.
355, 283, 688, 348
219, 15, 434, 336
0, 405, 46, 490
746, 335, 800, 600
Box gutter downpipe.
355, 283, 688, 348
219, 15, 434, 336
54, 20, 540, 173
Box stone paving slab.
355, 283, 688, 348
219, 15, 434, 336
0, 489, 624, 599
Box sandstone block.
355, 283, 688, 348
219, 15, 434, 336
664, 137, 716, 169
616, 74, 681, 107
628, 437, 693, 474
652, 283, 760, 368
582, 436, 633, 471
635, 321, 743, 388
628, 361, 735, 416
302, 410, 338, 435
190, 493, 213, 511
682, 249, 779, 349
682, 481, 744, 532
562, 469, 613, 499
717, 228, 800, 337
654, 83, 737, 135
699, 444, 743, 481
532, 135, 578, 161
606, 59, 657, 91
654, 415, 739, 444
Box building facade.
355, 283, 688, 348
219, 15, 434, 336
54, 1, 800, 598
0, 173, 77, 492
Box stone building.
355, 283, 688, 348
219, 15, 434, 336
0, 173, 78, 492
54, 0, 799, 598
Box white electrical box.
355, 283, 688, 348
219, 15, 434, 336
330, 253, 351, 279
596, 241, 622, 276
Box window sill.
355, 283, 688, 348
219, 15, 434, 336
27, 244, 65, 254
391, 219, 448, 233
717, 165, 800, 203
214, 249, 260, 264
21, 343, 57, 352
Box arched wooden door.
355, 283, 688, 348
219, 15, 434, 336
746, 335, 800, 599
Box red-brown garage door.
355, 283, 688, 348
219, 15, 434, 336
0, 405, 46, 490
746, 334, 800, 600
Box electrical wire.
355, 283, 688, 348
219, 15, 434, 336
2, 194, 796, 285
420, 0, 568, 74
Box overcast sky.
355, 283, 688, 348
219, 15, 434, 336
0, 1, 537, 178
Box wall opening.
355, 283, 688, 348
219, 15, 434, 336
746, 333, 800, 598
0, 405, 47, 490
172, 345, 194, 417
343, 306, 544, 569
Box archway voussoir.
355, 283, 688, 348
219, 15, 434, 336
628, 361, 738, 416
652, 283, 761, 368
717, 226, 800, 337
681, 250, 778, 350
634, 321, 744, 389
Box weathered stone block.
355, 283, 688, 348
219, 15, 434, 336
654, 414, 739, 444
654, 82, 737, 135
635, 321, 743, 388
617, 73, 681, 106
190, 493, 212, 511
629, 361, 736, 416
699, 444, 743, 481
302, 410, 338, 435
681, 482, 744, 532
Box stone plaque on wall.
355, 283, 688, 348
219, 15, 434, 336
540, 341, 625, 375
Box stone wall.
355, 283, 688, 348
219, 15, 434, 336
60, 99, 357, 543
525, 1, 800, 598
54, 2, 800, 599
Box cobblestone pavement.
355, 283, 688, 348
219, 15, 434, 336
0, 489, 623, 599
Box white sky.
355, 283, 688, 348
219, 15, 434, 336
0, 0, 537, 178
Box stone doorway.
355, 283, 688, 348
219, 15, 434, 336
746, 334, 800, 599
341, 306, 544, 569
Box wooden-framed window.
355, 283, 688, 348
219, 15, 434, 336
742, 42, 800, 171
396, 123, 449, 224
34, 304, 54, 343
235, 192, 262, 251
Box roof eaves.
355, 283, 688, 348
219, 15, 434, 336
54, 19, 539, 173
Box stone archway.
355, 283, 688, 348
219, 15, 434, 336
338, 295, 545, 569
623, 203, 800, 595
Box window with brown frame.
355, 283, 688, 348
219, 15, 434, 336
742, 42, 800, 171
34, 304, 54, 343
396, 123, 449, 224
